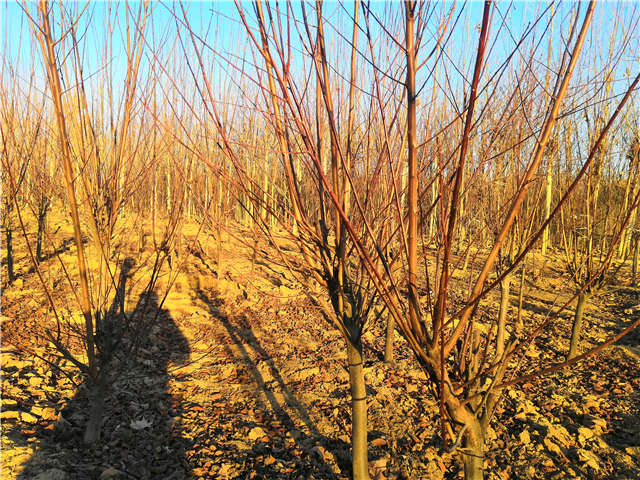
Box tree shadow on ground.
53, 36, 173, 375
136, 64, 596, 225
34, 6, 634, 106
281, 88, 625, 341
601, 290, 640, 477
602, 404, 640, 476
519, 297, 571, 318
11, 268, 192, 480
23, 238, 76, 276
608, 286, 640, 349
192, 282, 350, 479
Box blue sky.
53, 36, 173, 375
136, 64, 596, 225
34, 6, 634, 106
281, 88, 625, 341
1, 1, 638, 119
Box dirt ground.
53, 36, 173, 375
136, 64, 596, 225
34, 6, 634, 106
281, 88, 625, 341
1, 215, 639, 480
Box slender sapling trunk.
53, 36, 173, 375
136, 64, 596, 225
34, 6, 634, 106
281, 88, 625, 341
568, 291, 589, 359
384, 313, 395, 364
346, 334, 369, 480
496, 272, 511, 358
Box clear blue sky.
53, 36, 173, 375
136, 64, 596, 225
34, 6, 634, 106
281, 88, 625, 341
1, 1, 637, 114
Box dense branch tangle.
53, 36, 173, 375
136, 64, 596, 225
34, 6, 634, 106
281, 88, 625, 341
193, 2, 640, 479
17, 0, 185, 444
7, 1, 640, 478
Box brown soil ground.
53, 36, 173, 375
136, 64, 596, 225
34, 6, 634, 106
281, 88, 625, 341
2, 213, 639, 480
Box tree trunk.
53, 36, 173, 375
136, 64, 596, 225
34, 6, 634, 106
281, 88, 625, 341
346, 336, 369, 480
83, 378, 106, 443
568, 292, 589, 359
383, 313, 395, 364
251, 229, 258, 279
462, 243, 471, 274
36, 202, 48, 262
541, 8, 554, 256
632, 237, 639, 285
217, 226, 223, 277
541, 160, 553, 255
186, 165, 192, 219
428, 181, 435, 241
166, 161, 171, 215
516, 262, 526, 334
462, 421, 485, 480
5, 224, 14, 284
496, 272, 511, 359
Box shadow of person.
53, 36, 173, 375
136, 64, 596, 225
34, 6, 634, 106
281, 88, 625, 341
14, 271, 192, 480
191, 282, 350, 479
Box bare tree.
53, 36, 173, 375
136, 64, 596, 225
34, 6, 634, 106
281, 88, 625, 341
15, 0, 183, 443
